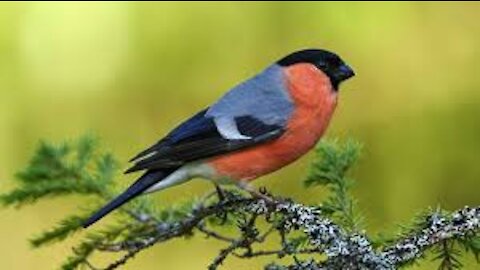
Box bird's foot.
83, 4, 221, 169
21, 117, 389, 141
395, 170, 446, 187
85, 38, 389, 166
236, 182, 274, 203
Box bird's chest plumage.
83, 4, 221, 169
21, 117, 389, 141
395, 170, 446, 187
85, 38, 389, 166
208, 64, 337, 181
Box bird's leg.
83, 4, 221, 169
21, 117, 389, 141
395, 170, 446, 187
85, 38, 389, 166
236, 181, 274, 203
210, 183, 230, 225
214, 183, 226, 202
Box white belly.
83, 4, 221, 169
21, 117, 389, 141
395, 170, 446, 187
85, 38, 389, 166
143, 162, 216, 194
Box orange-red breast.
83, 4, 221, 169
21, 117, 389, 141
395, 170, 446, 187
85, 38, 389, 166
83, 49, 354, 228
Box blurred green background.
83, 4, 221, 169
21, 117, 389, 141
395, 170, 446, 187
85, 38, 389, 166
1, 2, 479, 269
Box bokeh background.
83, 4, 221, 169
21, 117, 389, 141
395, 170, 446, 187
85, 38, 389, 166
1, 2, 479, 269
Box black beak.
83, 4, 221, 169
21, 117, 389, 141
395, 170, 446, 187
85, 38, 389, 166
330, 64, 354, 91
336, 64, 355, 82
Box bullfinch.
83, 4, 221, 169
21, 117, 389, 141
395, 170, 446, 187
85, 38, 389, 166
83, 49, 355, 228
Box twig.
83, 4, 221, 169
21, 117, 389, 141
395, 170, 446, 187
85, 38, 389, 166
234, 248, 320, 258
196, 223, 236, 242
209, 238, 247, 270
103, 250, 139, 270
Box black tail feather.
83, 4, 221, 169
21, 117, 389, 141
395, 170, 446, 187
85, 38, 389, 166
82, 170, 172, 228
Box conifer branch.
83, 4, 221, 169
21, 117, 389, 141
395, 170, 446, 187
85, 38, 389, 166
2, 136, 479, 269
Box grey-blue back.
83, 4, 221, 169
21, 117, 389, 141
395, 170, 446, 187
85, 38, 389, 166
206, 64, 294, 128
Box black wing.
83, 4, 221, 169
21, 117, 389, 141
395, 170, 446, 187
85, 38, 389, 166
125, 110, 284, 173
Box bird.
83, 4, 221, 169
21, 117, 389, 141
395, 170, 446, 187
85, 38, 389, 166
83, 48, 355, 228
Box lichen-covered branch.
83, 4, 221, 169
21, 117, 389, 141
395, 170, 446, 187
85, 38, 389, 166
88, 191, 480, 270
1, 136, 479, 269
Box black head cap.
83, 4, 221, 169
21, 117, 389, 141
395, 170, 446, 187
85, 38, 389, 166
277, 49, 355, 90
